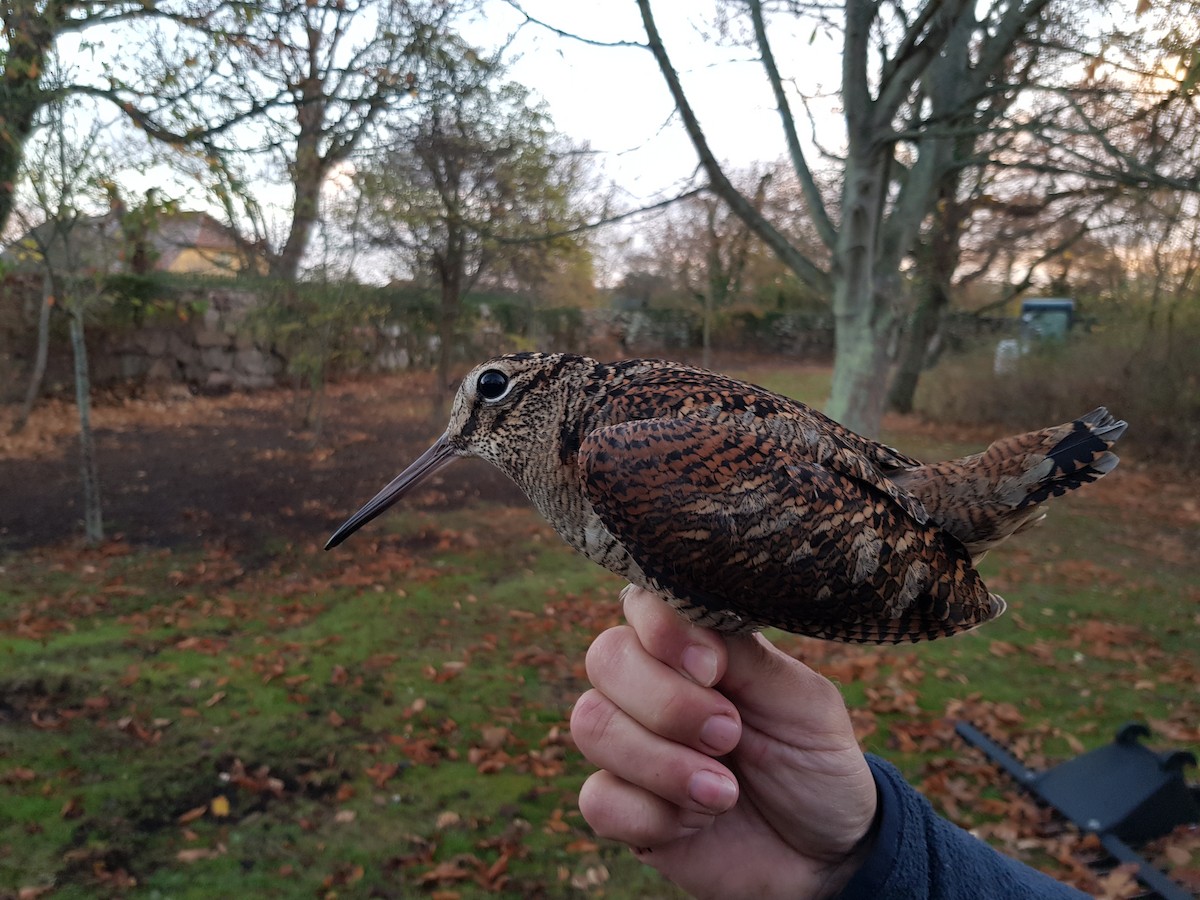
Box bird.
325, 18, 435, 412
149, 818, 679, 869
326, 352, 1126, 644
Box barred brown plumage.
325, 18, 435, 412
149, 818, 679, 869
326, 353, 1126, 644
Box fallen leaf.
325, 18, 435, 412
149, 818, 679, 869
989, 640, 1018, 658
479, 851, 510, 890
419, 860, 473, 884
30, 711, 65, 731
480, 726, 510, 750
1095, 862, 1140, 899
365, 761, 400, 788
177, 845, 226, 863
544, 808, 570, 834
177, 804, 207, 825
570, 863, 609, 890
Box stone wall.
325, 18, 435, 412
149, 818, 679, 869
97, 288, 284, 392
0, 280, 285, 399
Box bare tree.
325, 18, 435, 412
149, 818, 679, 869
639, 170, 773, 368
356, 43, 592, 400
886, 0, 1200, 411
0, 0, 136, 231
10, 96, 119, 544
0, 0, 458, 281
629, 0, 1198, 435
0, 0, 250, 234
161, 0, 464, 280
887, 163, 1122, 413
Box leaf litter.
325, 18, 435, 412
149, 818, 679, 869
2, 372, 1197, 897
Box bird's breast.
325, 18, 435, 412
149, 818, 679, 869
578, 513, 641, 577
514, 461, 642, 579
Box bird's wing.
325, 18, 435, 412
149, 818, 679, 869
597, 364, 931, 525
579, 416, 1002, 643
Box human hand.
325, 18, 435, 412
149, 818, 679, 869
571, 585, 879, 899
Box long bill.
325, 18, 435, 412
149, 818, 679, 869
325, 432, 460, 550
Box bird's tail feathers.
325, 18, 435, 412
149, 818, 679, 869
892, 407, 1126, 557
1018, 407, 1126, 507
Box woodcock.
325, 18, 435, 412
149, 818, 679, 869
326, 353, 1126, 644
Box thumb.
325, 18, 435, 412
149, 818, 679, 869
719, 634, 861, 753
718, 633, 878, 862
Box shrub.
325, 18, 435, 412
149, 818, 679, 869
914, 308, 1200, 466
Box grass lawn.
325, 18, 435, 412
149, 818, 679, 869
1, 362, 1197, 897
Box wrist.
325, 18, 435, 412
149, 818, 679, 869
816, 801, 883, 897
812, 800, 882, 899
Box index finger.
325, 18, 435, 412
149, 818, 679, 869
621, 585, 729, 688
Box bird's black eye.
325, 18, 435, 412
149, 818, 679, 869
476, 369, 510, 401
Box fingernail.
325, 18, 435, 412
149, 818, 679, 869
688, 770, 737, 813
681, 644, 718, 686
699, 714, 740, 754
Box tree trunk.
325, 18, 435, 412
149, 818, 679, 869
11, 271, 54, 434
274, 165, 322, 281
304, 317, 331, 441
437, 286, 457, 387
272, 78, 328, 281
434, 265, 463, 414
887, 162, 970, 414
828, 306, 895, 438
68, 302, 103, 545
304, 367, 325, 436
826, 152, 895, 437
0, 5, 55, 234
0, 100, 40, 235
888, 282, 948, 414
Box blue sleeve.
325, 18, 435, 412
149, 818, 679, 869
836, 755, 1089, 899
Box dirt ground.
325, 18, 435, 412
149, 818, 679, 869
0, 372, 524, 554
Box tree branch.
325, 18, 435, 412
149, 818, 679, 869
500, 0, 646, 48
68, 83, 293, 148
968, 0, 1054, 100
637, 0, 831, 294
747, 0, 836, 249
968, 208, 1109, 315
874, 0, 970, 128
841, 0, 874, 137
482, 185, 705, 244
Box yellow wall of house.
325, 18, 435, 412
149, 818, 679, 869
167, 247, 244, 277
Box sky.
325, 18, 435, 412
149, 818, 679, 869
462, 1, 846, 205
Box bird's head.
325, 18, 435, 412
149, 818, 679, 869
325, 352, 594, 549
